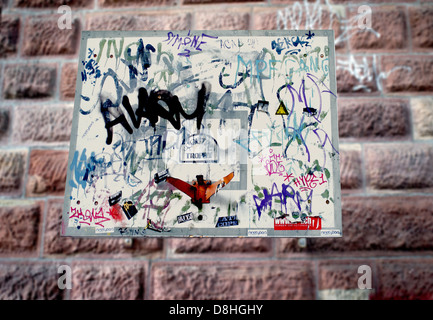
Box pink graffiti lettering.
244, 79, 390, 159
293, 172, 327, 192
263, 149, 286, 176
69, 206, 110, 228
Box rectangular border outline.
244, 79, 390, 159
61, 29, 342, 238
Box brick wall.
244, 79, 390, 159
1, 0, 432, 300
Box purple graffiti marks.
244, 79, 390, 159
253, 182, 313, 220
277, 72, 335, 123
164, 31, 218, 57
275, 73, 337, 161
311, 127, 339, 168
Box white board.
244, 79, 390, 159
62, 30, 342, 237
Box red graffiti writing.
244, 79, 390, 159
274, 216, 321, 230
108, 203, 123, 222
69, 206, 110, 227
292, 172, 327, 192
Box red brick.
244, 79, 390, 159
100, 0, 177, 7
253, 8, 278, 30
0, 262, 65, 300
14, 0, 92, 8
168, 237, 272, 257
365, 144, 433, 190
26, 149, 69, 197
411, 97, 433, 140
339, 147, 362, 190
151, 261, 314, 299
186, 0, 263, 3
22, 16, 80, 56
380, 55, 433, 93
338, 98, 410, 139
328, 0, 416, 3
3, 64, 57, 99
409, 6, 433, 50
0, 15, 20, 58
372, 259, 433, 300
12, 105, 73, 144
253, 6, 344, 50
275, 238, 308, 255
195, 10, 250, 30
0, 201, 42, 257
0, 149, 27, 196
0, 107, 11, 143
348, 7, 408, 51
44, 199, 163, 257
70, 261, 146, 300
86, 11, 191, 31
60, 63, 78, 101
305, 196, 433, 253
318, 260, 376, 290
336, 55, 378, 94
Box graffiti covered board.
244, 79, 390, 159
62, 30, 342, 237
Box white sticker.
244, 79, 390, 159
95, 227, 115, 234
321, 229, 342, 237
248, 229, 268, 237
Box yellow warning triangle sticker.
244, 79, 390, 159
275, 101, 289, 115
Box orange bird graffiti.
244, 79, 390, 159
154, 170, 234, 209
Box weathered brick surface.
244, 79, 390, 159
252, 8, 278, 30
86, 11, 191, 30
168, 237, 272, 257
3, 64, 57, 99
409, 6, 433, 50
22, 16, 80, 56
253, 6, 344, 50
1, 0, 433, 301
365, 144, 433, 190
26, 149, 69, 197
348, 7, 408, 51
0, 149, 27, 196
14, 0, 92, 8
339, 147, 362, 190
336, 56, 378, 94
100, 0, 177, 7
60, 63, 78, 100
71, 261, 146, 300
411, 97, 433, 139
380, 55, 433, 93
0, 107, 11, 143
151, 261, 314, 299
0, 16, 20, 58
12, 105, 73, 144
195, 10, 250, 30
186, 0, 263, 4
303, 196, 433, 253
318, 260, 375, 290
0, 201, 42, 256
44, 199, 163, 257
338, 98, 410, 139
0, 262, 64, 300
275, 238, 307, 254
372, 259, 433, 300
